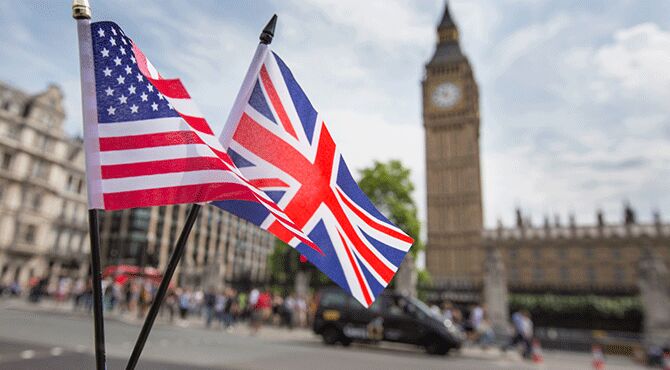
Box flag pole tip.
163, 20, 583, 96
260, 14, 278, 45
72, 0, 91, 19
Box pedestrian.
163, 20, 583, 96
164, 289, 177, 323
504, 309, 533, 358
223, 288, 238, 329
203, 288, 216, 328
178, 288, 191, 321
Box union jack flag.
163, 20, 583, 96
78, 21, 318, 250
218, 49, 414, 307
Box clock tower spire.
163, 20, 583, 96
423, 2, 484, 287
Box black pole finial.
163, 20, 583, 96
260, 14, 278, 45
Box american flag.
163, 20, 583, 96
218, 50, 414, 307
81, 21, 320, 250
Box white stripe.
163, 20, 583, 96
76, 19, 104, 210
335, 188, 412, 252
102, 169, 240, 193
146, 58, 159, 79
99, 143, 217, 165
264, 54, 315, 158
98, 117, 189, 138
169, 98, 203, 118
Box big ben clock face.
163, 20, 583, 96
432, 82, 461, 109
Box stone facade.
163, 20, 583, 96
423, 5, 484, 286
98, 204, 275, 289
0, 82, 89, 288
484, 208, 670, 294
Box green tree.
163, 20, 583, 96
358, 160, 423, 256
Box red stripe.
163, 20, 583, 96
99, 131, 203, 151
131, 42, 189, 99
336, 188, 414, 245
103, 182, 258, 210
337, 230, 372, 307
249, 178, 289, 188
182, 115, 214, 135
148, 78, 190, 99
101, 157, 226, 179
259, 65, 298, 139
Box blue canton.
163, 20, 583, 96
91, 21, 179, 124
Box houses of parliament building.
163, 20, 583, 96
423, 5, 670, 297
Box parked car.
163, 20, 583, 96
313, 287, 463, 355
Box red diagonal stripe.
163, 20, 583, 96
234, 113, 311, 180
249, 178, 289, 188
336, 188, 414, 245
260, 65, 298, 140
101, 157, 226, 179
181, 115, 214, 135
148, 78, 190, 99
338, 230, 372, 307
99, 131, 203, 151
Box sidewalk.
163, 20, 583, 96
0, 297, 314, 342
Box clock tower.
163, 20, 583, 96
423, 4, 484, 287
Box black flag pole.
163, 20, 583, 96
87, 209, 106, 370
126, 204, 201, 370
73, 0, 106, 369
125, 14, 278, 370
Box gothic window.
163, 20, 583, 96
587, 267, 596, 283
533, 267, 543, 282
614, 268, 624, 283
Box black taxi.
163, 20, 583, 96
312, 287, 463, 355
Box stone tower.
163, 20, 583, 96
423, 4, 484, 286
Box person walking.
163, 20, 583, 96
203, 288, 216, 328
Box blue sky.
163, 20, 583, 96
1, 0, 669, 229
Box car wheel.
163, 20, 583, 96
322, 326, 341, 345
340, 337, 352, 347
424, 338, 449, 355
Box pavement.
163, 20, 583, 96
0, 298, 649, 370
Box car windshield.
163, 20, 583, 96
408, 296, 441, 320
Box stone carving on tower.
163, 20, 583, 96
423, 4, 484, 286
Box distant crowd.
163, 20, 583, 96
1, 276, 536, 356
0, 276, 316, 332
429, 302, 535, 358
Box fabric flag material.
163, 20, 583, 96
218, 47, 414, 307
78, 21, 320, 251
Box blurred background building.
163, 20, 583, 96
0, 82, 89, 289
97, 204, 274, 289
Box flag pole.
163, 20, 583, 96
73, 1, 106, 369
125, 14, 278, 370
125, 204, 201, 370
